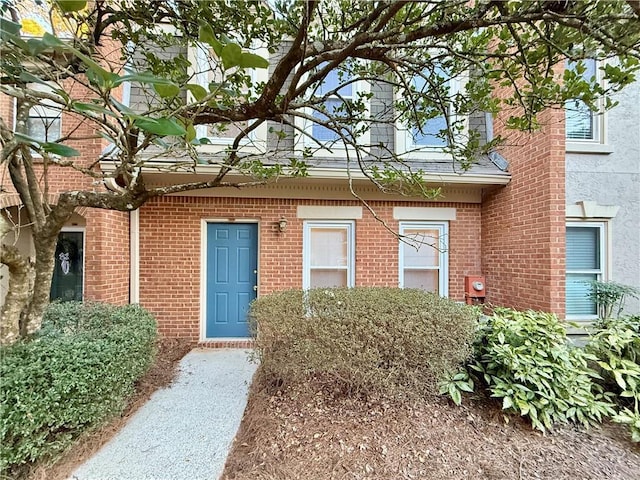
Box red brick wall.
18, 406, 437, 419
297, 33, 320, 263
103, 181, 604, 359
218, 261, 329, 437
481, 108, 566, 314
83, 208, 130, 304
138, 196, 482, 340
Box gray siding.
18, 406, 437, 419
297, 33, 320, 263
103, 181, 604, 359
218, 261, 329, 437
566, 79, 640, 314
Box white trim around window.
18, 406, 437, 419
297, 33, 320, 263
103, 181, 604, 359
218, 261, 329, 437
395, 70, 466, 161
15, 82, 63, 146
303, 221, 355, 289
295, 67, 371, 157
565, 221, 607, 321
398, 222, 449, 297
190, 42, 268, 149
565, 58, 611, 153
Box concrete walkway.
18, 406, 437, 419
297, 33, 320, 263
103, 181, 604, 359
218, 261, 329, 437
70, 349, 257, 480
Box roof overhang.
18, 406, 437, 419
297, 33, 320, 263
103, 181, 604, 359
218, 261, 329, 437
113, 162, 510, 204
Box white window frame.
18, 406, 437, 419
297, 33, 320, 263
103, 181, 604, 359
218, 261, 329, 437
189, 42, 268, 150
295, 66, 371, 157
565, 59, 610, 153
395, 69, 467, 161
565, 221, 607, 321
398, 222, 449, 297
14, 83, 62, 146
302, 221, 355, 289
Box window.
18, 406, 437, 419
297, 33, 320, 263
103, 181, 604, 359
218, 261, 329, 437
297, 65, 370, 153
566, 222, 605, 318
23, 83, 61, 143
395, 66, 463, 160
191, 43, 267, 146
411, 66, 451, 148
399, 222, 448, 296
311, 69, 355, 143
565, 59, 602, 143
303, 221, 354, 289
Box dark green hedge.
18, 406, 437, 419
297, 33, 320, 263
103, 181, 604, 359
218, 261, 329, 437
0, 302, 157, 475
251, 287, 477, 399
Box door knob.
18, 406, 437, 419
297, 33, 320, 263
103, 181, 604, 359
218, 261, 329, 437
253, 285, 258, 291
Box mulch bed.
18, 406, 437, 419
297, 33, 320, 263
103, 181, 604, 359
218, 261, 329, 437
26, 338, 193, 480
222, 378, 640, 480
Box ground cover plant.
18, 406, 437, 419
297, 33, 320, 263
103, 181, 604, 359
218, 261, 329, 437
587, 315, 640, 441
465, 308, 616, 432
0, 302, 157, 478
251, 287, 477, 399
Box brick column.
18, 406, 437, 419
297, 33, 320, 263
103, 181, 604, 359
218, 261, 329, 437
481, 108, 566, 315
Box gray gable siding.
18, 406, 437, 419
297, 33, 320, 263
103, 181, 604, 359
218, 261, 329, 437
129, 40, 504, 177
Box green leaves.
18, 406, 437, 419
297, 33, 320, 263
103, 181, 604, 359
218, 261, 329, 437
439, 370, 475, 406
55, 0, 88, 13
1, 302, 157, 472
186, 84, 208, 102
134, 117, 186, 137
198, 21, 268, 70
40, 143, 80, 157
470, 308, 616, 432
587, 315, 640, 442
0, 18, 21, 40
198, 22, 223, 56
239, 52, 269, 69
13, 133, 80, 158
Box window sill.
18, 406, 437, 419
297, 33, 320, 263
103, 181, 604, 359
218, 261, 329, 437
565, 318, 597, 335
566, 142, 614, 154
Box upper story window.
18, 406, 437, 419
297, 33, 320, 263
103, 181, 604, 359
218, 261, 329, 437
410, 67, 451, 148
311, 69, 355, 143
564, 58, 613, 153
191, 43, 268, 148
296, 64, 370, 155
22, 83, 62, 143
396, 66, 463, 160
565, 59, 600, 142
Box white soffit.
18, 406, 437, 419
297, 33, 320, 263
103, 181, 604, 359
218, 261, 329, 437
297, 206, 363, 219
393, 207, 457, 221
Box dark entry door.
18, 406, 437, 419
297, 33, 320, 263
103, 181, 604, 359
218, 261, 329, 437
50, 230, 84, 301
206, 223, 258, 338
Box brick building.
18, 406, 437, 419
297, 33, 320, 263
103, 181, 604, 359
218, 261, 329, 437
2, 56, 637, 344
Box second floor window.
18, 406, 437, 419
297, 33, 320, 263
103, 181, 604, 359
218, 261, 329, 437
311, 68, 355, 143
23, 84, 62, 143
411, 67, 451, 148
565, 59, 600, 142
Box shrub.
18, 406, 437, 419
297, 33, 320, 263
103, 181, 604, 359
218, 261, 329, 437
0, 302, 157, 475
587, 316, 640, 441
587, 281, 640, 320
251, 287, 477, 399
469, 308, 615, 432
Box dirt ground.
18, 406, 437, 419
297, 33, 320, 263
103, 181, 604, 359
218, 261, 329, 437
222, 378, 640, 480
26, 338, 193, 480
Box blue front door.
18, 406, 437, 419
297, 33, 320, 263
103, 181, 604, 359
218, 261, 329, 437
206, 223, 258, 338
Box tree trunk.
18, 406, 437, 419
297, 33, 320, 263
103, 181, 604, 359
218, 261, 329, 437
0, 244, 34, 346
20, 233, 58, 337
1, 210, 70, 345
